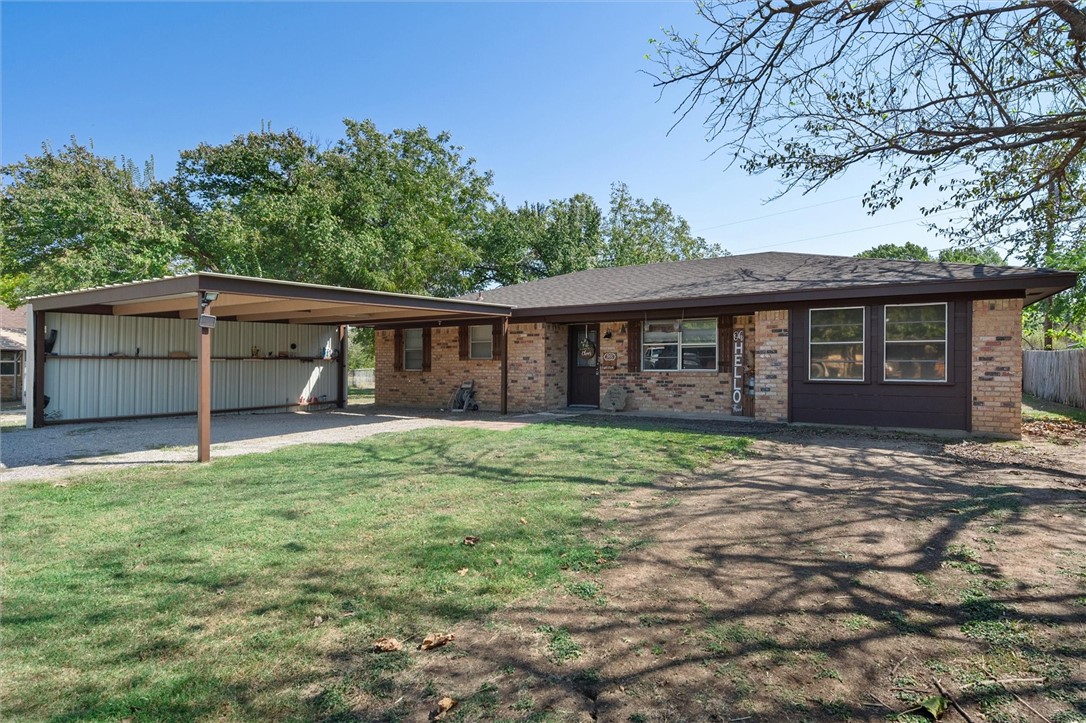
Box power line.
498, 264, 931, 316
728, 209, 959, 253
695, 193, 867, 232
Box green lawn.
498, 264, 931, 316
0, 418, 748, 721
347, 386, 375, 405
1022, 393, 1086, 424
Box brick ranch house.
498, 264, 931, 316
375, 252, 1078, 438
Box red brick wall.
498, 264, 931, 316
971, 298, 1023, 438
374, 323, 566, 412
753, 309, 790, 422
507, 323, 546, 410
543, 324, 568, 409
374, 326, 502, 410
376, 315, 792, 416
598, 320, 739, 414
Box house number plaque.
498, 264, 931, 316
732, 329, 745, 414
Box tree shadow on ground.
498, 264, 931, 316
371, 425, 1085, 722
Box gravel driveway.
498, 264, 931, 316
0, 405, 575, 483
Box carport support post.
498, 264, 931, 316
499, 317, 509, 415
31, 307, 45, 429
337, 325, 348, 409
197, 315, 212, 463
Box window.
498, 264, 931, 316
0, 351, 17, 377
642, 318, 717, 371
884, 303, 947, 382
469, 324, 493, 359
809, 307, 865, 381
403, 328, 424, 371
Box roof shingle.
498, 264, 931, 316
465, 252, 1072, 311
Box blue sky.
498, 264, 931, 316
3, 1, 958, 258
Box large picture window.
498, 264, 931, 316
884, 303, 947, 382
469, 324, 493, 359
642, 318, 717, 371
809, 307, 865, 381
403, 328, 424, 371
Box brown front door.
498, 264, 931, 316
568, 324, 600, 407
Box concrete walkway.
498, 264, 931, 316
0, 406, 581, 483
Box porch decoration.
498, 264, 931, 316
578, 338, 597, 360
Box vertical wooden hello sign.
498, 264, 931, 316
732, 328, 745, 414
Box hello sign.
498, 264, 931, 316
732, 329, 745, 413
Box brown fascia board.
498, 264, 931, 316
504, 273, 1078, 320
28, 276, 202, 311
29, 273, 513, 319
195, 273, 512, 316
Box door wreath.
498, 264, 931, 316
578, 338, 597, 359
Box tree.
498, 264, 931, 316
163, 119, 494, 296
855, 243, 933, 262
936, 247, 1004, 265
471, 194, 603, 287
601, 182, 724, 266
651, 2, 1086, 293
1, 141, 181, 306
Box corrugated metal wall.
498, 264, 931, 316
42, 313, 339, 422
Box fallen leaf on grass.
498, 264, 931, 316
432, 696, 457, 721
519, 517, 528, 525
919, 694, 948, 719
372, 637, 403, 653
312, 616, 323, 628
457, 567, 469, 576
494, 558, 503, 566
463, 536, 480, 546
419, 633, 455, 650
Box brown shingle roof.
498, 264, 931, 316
466, 252, 1075, 313
1, 305, 27, 333
0, 306, 27, 351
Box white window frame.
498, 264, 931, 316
468, 324, 493, 360
883, 302, 948, 383
641, 318, 718, 372
808, 306, 866, 382
403, 328, 424, 371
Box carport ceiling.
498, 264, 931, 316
28, 272, 512, 325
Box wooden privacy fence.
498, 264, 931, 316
1022, 349, 1086, 409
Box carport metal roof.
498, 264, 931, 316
28, 272, 513, 325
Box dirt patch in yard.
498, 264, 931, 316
364, 428, 1084, 722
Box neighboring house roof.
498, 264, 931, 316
0, 306, 27, 352
466, 252, 1077, 316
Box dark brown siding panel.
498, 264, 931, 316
422, 327, 432, 372
459, 326, 470, 361
491, 321, 503, 361
789, 301, 969, 430
718, 316, 732, 374
627, 320, 641, 371
393, 329, 404, 371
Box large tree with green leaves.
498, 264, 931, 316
1, 141, 182, 306
652, 0, 1086, 331
163, 120, 494, 296
601, 182, 724, 266
472, 194, 603, 287
854, 243, 1004, 264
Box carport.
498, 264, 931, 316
26, 273, 511, 461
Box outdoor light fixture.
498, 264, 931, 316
199, 291, 219, 312
199, 291, 220, 328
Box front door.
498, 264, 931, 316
568, 324, 600, 407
